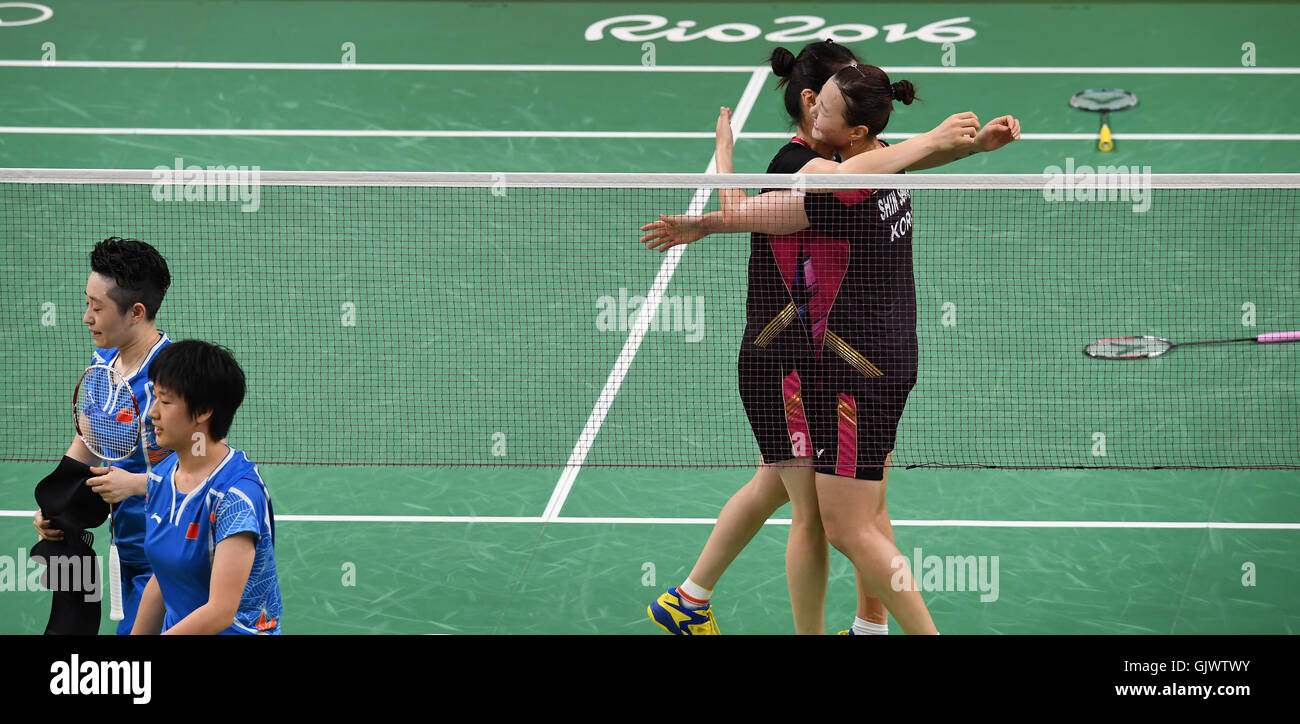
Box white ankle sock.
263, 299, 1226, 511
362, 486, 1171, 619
852, 617, 889, 635
677, 578, 712, 609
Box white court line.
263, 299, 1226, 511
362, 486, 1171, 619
2, 510, 1294, 529
1, 60, 1297, 74
552, 518, 1300, 530
0, 127, 1294, 142
886, 66, 1300, 75
750, 132, 1300, 142
0, 61, 759, 72
0, 127, 714, 138
282, 515, 547, 524
540, 67, 768, 523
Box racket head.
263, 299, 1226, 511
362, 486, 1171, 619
1083, 335, 1173, 359
1069, 88, 1139, 112
74, 364, 143, 461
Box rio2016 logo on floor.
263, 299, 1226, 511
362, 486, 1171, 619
585, 15, 976, 44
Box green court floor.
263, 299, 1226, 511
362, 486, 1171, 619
0, 1, 1297, 634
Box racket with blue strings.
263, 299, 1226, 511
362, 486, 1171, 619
73, 363, 148, 622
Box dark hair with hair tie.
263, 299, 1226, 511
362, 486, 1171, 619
891, 80, 917, 104
831, 64, 919, 137
768, 40, 862, 127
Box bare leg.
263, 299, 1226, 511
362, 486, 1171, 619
774, 459, 826, 635
818, 471, 937, 635
686, 465, 789, 591
855, 452, 894, 627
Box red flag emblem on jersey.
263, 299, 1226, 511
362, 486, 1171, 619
116, 409, 135, 424
186, 523, 200, 540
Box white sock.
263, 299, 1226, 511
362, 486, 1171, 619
677, 578, 712, 609
852, 617, 889, 635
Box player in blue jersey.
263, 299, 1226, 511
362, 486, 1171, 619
34, 237, 173, 634
644, 63, 1019, 633
131, 340, 281, 635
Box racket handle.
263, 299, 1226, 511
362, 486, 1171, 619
1098, 122, 1113, 152
108, 543, 124, 622
1258, 331, 1300, 343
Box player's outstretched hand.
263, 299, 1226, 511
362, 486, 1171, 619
641, 214, 711, 252
34, 509, 63, 542
975, 115, 1021, 153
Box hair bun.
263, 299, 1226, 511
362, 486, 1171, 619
891, 80, 917, 105
769, 46, 796, 77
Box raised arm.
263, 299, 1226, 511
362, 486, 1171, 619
714, 106, 747, 213
907, 114, 1021, 170
796, 112, 982, 177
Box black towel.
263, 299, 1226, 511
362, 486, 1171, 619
32, 456, 109, 635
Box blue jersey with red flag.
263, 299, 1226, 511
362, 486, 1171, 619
144, 447, 281, 635
88, 332, 171, 565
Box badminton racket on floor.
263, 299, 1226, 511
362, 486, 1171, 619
1084, 331, 1300, 359
1070, 88, 1138, 152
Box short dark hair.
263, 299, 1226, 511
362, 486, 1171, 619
148, 340, 246, 441
89, 237, 171, 319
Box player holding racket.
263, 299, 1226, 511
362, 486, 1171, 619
644, 63, 1020, 634
35, 237, 173, 633
131, 340, 281, 635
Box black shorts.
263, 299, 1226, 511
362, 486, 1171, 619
738, 332, 916, 481
804, 342, 916, 481
737, 342, 816, 466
